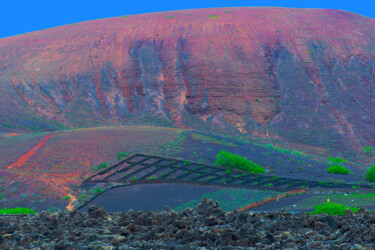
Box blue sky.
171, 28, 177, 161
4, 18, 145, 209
1, 0, 373, 39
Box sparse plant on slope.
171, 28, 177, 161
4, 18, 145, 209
214, 150, 265, 174
366, 165, 375, 183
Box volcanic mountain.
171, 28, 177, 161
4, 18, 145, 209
1, 7, 375, 164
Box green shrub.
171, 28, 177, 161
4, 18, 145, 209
327, 164, 350, 174
0, 207, 37, 215
166, 16, 175, 18
366, 165, 375, 183
310, 202, 360, 216
214, 150, 265, 174
118, 152, 129, 160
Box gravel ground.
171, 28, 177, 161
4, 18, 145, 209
0, 198, 374, 249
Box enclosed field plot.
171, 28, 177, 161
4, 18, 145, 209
282, 192, 375, 211
173, 189, 282, 212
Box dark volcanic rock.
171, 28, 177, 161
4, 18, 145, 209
0, 7, 375, 161
0, 198, 375, 249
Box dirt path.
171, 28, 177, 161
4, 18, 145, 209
6, 133, 54, 170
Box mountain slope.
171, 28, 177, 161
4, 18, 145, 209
1, 7, 375, 163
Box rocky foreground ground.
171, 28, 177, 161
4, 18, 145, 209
0, 198, 374, 249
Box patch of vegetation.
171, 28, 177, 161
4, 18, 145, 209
166, 16, 175, 18
309, 202, 360, 216
214, 150, 265, 174
118, 15, 128, 18
225, 11, 231, 13
62, 195, 71, 200
0, 194, 5, 201
91, 162, 109, 173
366, 165, 375, 183
131, 177, 137, 180
188, 14, 192, 16
72, 23, 78, 26
118, 152, 129, 160
0, 207, 37, 215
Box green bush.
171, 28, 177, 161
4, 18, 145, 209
310, 202, 360, 216
327, 164, 350, 175
0, 207, 37, 215
214, 150, 265, 174
366, 165, 375, 183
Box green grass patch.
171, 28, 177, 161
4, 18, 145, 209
214, 150, 265, 174
310, 202, 360, 216
0, 207, 37, 215
166, 16, 175, 18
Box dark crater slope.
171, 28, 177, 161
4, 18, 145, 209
0, 7, 375, 164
